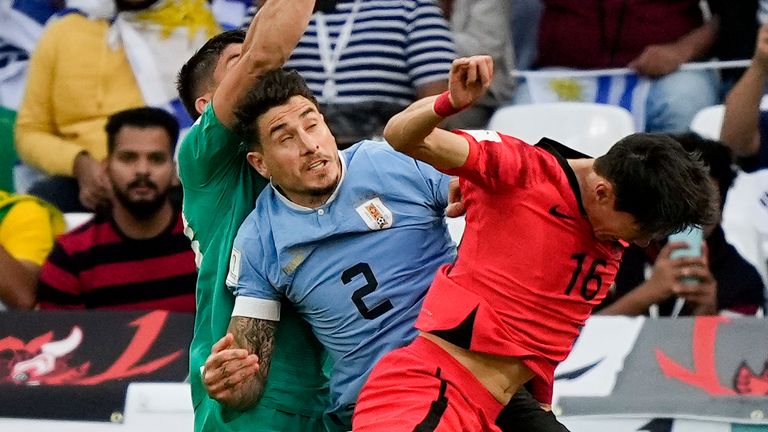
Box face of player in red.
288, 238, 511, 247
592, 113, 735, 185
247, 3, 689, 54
591, 209, 651, 247
584, 180, 652, 247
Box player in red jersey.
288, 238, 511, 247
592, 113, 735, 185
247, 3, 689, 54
352, 55, 718, 431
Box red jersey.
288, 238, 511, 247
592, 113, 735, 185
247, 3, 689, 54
38, 210, 197, 313
415, 130, 624, 403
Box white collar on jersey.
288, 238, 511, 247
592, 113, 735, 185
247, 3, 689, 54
271, 150, 347, 212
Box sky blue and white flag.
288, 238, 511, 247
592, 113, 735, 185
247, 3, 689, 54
0, 0, 59, 109
521, 68, 652, 132
107, 1, 217, 132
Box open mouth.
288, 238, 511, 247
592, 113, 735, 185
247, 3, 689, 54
307, 160, 328, 171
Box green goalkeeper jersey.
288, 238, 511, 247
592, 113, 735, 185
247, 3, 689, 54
178, 104, 329, 432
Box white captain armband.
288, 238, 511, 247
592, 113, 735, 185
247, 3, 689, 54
232, 296, 281, 321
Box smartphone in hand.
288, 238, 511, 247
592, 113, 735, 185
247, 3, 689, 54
668, 226, 703, 285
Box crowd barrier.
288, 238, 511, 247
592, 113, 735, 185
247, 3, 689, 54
0, 312, 766, 431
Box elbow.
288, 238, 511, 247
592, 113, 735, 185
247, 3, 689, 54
382, 120, 399, 150
15, 294, 37, 310
2, 285, 37, 310
240, 48, 287, 77
383, 115, 410, 154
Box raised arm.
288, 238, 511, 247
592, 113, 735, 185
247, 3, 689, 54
213, 0, 315, 127
203, 316, 277, 409
383, 55, 493, 170
720, 24, 768, 157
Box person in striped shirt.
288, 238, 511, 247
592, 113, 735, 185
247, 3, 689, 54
36, 107, 196, 312
248, 0, 456, 148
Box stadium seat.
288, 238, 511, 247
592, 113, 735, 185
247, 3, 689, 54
63, 212, 93, 232
689, 104, 725, 140
487, 102, 635, 157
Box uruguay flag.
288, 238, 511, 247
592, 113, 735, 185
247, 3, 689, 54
0, 0, 59, 109
522, 68, 652, 132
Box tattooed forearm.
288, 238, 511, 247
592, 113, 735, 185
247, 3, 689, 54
226, 316, 277, 408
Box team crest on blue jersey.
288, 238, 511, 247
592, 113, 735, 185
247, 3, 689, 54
355, 197, 393, 230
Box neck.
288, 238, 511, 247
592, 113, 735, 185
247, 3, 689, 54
111, 201, 174, 239
281, 186, 336, 209
567, 158, 597, 211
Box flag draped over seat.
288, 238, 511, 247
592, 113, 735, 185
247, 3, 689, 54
520, 68, 652, 132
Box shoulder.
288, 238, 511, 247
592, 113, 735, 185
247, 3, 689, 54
46, 12, 94, 32
346, 140, 413, 164
184, 104, 232, 141
1, 198, 60, 234
234, 206, 269, 245
55, 217, 104, 251
5, 199, 48, 221
345, 141, 425, 176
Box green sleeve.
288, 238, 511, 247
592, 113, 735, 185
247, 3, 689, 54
177, 104, 244, 189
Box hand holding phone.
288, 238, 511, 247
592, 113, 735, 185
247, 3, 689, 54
668, 226, 704, 285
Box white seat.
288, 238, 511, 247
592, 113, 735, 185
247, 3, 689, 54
487, 102, 636, 157
689, 104, 725, 140
63, 212, 93, 231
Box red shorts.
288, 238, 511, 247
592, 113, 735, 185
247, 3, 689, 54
353, 336, 503, 432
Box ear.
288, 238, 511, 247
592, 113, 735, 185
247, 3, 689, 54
247, 151, 269, 178
594, 181, 615, 206
195, 93, 212, 116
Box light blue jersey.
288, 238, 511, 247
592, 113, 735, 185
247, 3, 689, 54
227, 141, 456, 424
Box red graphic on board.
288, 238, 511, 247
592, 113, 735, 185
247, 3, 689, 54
0, 310, 182, 385
734, 362, 768, 395
655, 316, 736, 396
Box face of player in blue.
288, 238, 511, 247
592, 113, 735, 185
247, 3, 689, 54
586, 181, 652, 247
247, 95, 340, 208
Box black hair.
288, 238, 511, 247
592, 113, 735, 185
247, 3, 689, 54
176, 29, 246, 120
233, 68, 319, 149
669, 132, 737, 210
105, 107, 179, 154
594, 133, 718, 237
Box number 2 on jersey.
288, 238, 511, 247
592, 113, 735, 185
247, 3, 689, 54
564, 253, 607, 301
342, 263, 393, 320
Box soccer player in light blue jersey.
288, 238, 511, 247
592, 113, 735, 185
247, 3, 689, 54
221, 68, 455, 428
202, 67, 572, 432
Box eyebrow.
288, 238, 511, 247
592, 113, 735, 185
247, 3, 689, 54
268, 108, 316, 138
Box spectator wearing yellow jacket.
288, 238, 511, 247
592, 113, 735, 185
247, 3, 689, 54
0, 190, 64, 309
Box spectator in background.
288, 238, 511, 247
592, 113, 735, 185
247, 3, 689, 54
721, 24, 768, 172
15, 0, 218, 212
247, 0, 455, 148
707, 0, 758, 93
520, 0, 720, 134
0, 1, 65, 193
598, 133, 765, 317
510, 0, 543, 72
36, 107, 196, 312
0, 190, 64, 310
439, 0, 516, 128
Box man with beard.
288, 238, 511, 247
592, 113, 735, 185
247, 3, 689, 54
36, 107, 196, 312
